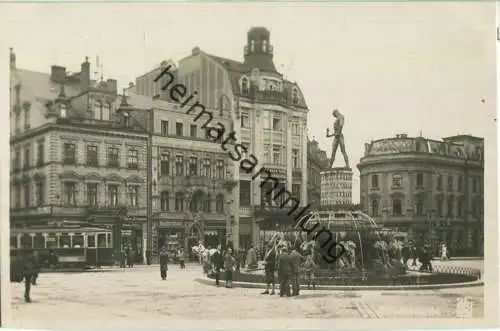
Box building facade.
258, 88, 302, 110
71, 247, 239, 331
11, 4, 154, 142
133, 27, 310, 249
307, 138, 330, 209
320, 168, 353, 206
357, 133, 484, 256
9, 49, 148, 259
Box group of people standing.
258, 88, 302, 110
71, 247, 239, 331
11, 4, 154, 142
209, 245, 237, 288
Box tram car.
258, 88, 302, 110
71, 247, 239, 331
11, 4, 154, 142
10, 227, 115, 269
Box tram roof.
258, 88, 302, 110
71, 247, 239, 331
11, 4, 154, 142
11, 226, 112, 234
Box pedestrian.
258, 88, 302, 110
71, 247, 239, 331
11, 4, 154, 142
211, 245, 224, 287
159, 246, 169, 280
120, 247, 126, 268
278, 246, 292, 297
126, 246, 134, 268
303, 252, 317, 290
223, 248, 236, 288
22, 248, 39, 303
48, 249, 58, 271
262, 243, 277, 295
178, 248, 186, 269
440, 243, 449, 260
289, 247, 302, 296
245, 244, 258, 270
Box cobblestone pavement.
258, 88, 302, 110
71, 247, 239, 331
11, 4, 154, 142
7, 260, 484, 330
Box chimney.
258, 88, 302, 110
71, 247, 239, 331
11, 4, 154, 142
80, 56, 90, 91
50, 65, 67, 84
106, 79, 117, 93
10, 47, 16, 69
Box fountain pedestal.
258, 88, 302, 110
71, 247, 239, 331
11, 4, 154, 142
320, 167, 354, 207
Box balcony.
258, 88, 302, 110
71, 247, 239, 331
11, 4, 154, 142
239, 206, 253, 217
257, 90, 287, 104
56, 117, 146, 132
86, 204, 128, 216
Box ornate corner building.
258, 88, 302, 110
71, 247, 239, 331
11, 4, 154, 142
9, 49, 148, 260
132, 27, 310, 250
357, 133, 484, 256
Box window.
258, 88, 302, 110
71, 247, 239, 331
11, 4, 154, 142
371, 199, 379, 216
14, 184, 21, 208
127, 149, 138, 169
239, 180, 251, 206
86, 145, 98, 166
416, 173, 424, 188
160, 153, 170, 176
63, 143, 76, 164
202, 158, 211, 177
37, 140, 44, 165
102, 103, 110, 121
262, 111, 270, 129
63, 182, 77, 205
472, 177, 479, 193
292, 122, 300, 136
176, 122, 183, 136
127, 186, 138, 207
216, 159, 225, 178
189, 157, 198, 176
371, 174, 379, 189
15, 112, 20, 133
23, 181, 30, 207
272, 145, 281, 165
292, 149, 299, 168
292, 89, 299, 104
392, 198, 402, 216
175, 192, 184, 211
436, 175, 443, 190
94, 101, 102, 120
24, 146, 31, 169
86, 183, 98, 206
447, 175, 453, 191
14, 148, 21, 170
241, 77, 249, 94
123, 112, 130, 127
108, 184, 119, 207
160, 191, 169, 211
36, 180, 45, 205
272, 114, 281, 131
436, 196, 444, 217
175, 155, 184, 176
457, 198, 464, 217
240, 114, 249, 128
190, 124, 197, 138
60, 103, 67, 118
263, 145, 270, 162
447, 196, 454, 217
216, 194, 224, 213
161, 120, 169, 135
107, 147, 119, 168
204, 194, 212, 212
392, 174, 402, 188
457, 176, 464, 192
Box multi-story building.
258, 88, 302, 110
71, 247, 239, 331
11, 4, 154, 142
122, 88, 236, 256
357, 133, 484, 256
320, 168, 353, 206
307, 138, 330, 208
133, 27, 310, 249
9, 49, 148, 258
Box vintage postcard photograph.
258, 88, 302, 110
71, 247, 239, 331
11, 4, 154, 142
0, 2, 498, 330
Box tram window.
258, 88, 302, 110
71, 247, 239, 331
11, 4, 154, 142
97, 234, 107, 248
73, 233, 84, 248
60, 233, 70, 248
10, 235, 17, 249
20, 233, 32, 248
33, 233, 45, 249
107, 234, 112, 247
46, 233, 58, 248
87, 234, 96, 248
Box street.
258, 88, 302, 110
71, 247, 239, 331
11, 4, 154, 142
5, 260, 484, 330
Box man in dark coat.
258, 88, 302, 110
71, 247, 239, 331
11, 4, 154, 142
211, 245, 224, 286
22, 249, 39, 302
262, 243, 277, 295
159, 246, 169, 280
278, 247, 292, 297
290, 248, 302, 296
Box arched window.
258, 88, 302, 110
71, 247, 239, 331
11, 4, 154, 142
292, 88, 299, 104
204, 194, 212, 212
175, 192, 184, 211
216, 194, 224, 213
60, 103, 67, 118
189, 191, 204, 212
371, 199, 379, 217
123, 112, 130, 127
241, 77, 249, 94
160, 191, 169, 211
392, 198, 403, 216
94, 101, 102, 120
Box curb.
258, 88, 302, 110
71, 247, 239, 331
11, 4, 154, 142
195, 277, 483, 291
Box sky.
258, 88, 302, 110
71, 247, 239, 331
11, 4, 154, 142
1, 2, 497, 203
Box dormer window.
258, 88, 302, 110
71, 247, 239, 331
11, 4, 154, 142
262, 40, 267, 52
241, 77, 249, 95
123, 112, 130, 127
292, 88, 299, 105
250, 40, 255, 52
60, 103, 67, 118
